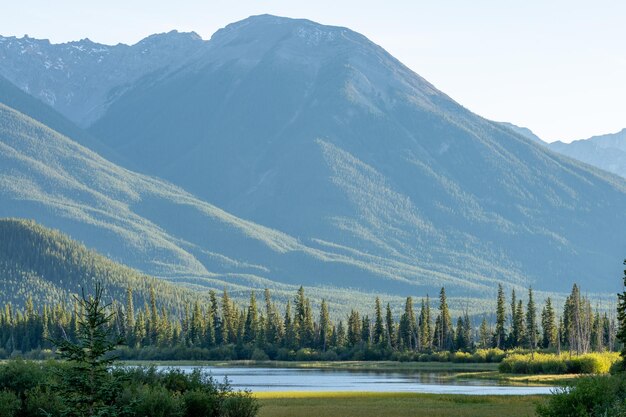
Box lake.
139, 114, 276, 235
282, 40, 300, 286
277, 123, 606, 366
157, 366, 556, 395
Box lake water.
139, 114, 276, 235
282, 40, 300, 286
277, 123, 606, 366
157, 366, 556, 395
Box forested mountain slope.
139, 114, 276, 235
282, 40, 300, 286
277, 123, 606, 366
0, 218, 200, 309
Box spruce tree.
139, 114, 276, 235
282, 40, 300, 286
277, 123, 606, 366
526, 287, 538, 354
373, 297, 385, 346
617, 259, 626, 359
493, 284, 506, 349
319, 299, 330, 351
385, 303, 395, 349
53, 283, 124, 417
438, 287, 453, 350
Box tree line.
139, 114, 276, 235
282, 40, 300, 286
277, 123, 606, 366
0, 283, 619, 361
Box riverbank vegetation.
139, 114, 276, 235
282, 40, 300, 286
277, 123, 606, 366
534, 260, 626, 416
0, 284, 259, 417
0, 280, 619, 365
499, 352, 621, 374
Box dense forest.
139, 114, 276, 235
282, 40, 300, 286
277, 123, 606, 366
0, 218, 208, 312
0, 280, 619, 361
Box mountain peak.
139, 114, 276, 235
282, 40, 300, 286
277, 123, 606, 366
210, 14, 355, 48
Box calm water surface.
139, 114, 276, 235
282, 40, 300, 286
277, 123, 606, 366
157, 366, 556, 395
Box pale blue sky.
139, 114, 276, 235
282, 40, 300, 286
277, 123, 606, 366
3, 0, 625, 142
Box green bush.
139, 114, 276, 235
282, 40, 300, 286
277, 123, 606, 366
222, 391, 261, 417
0, 391, 20, 417
24, 386, 65, 417
0, 361, 260, 417
132, 385, 184, 417
183, 389, 222, 417
537, 373, 626, 417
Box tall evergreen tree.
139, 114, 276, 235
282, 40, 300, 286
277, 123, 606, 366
541, 297, 557, 349
617, 260, 626, 359
244, 292, 258, 344
319, 299, 330, 351
493, 284, 506, 349
373, 297, 385, 346
437, 287, 453, 350
385, 303, 395, 349
526, 287, 538, 353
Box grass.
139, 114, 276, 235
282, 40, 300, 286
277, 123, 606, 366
256, 392, 546, 417
457, 371, 580, 386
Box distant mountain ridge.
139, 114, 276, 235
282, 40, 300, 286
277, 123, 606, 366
499, 122, 626, 180
0, 31, 206, 126
1, 15, 625, 300
549, 129, 626, 179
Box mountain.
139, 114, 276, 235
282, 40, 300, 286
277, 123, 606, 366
89, 15, 626, 294
0, 31, 206, 126
497, 122, 544, 144
1, 15, 626, 298
499, 122, 626, 180
0, 99, 441, 313
549, 129, 626, 179
0, 218, 201, 310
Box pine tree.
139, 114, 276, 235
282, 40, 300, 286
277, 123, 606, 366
419, 297, 432, 351
347, 310, 361, 347
244, 292, 258, 344
509, 289, 517, 347
526, 287, 538, 354
541, 297, 557, 349
283, 300, 296, 349
493, 284, 506, 349
438, 287, 453, 350
53, 283, 124, 417
385, 303, 395, 349
399, 297, 415, 349
617, 259, 626, 359
319, 299, 330, 351
479, 316, 490, 349
373, 297, 385, 346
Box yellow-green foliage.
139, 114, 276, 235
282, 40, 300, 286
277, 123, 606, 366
499, 352, 620, 375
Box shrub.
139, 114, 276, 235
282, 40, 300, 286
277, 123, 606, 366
24, 386, 65, 417
183, 389, 222, 417
132, 385, 184, 417
499, 352, 621, 375
537, 373, 626, 417
222, 391, 261, 417
0, 391, 20, 417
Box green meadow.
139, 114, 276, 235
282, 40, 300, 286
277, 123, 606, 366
256, 392, 546, 417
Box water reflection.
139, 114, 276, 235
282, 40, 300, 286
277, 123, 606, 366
155, 366, 555, 395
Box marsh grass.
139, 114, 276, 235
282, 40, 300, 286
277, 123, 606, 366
256, 392, 546, 417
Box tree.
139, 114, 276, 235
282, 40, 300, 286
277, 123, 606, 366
418, 297, 432, 350
493, 284, 506, 349
385, 303, 395, 349
319, 299, 330, 351
479, 316, 490, 349
437, 287, 453, 351
373, 297, 385, 346
243, 292, 258, 344
526, 287, 538, 355
53, 283, 124, 417
617, 259, 626, 359
541, 297, 557, 349
399, 297, 416, 350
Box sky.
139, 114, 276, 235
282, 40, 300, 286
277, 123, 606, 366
2, 0, 624, 142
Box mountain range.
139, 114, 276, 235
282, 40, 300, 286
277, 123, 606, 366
0, 15, 625, 306
501, 122, 626, 180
